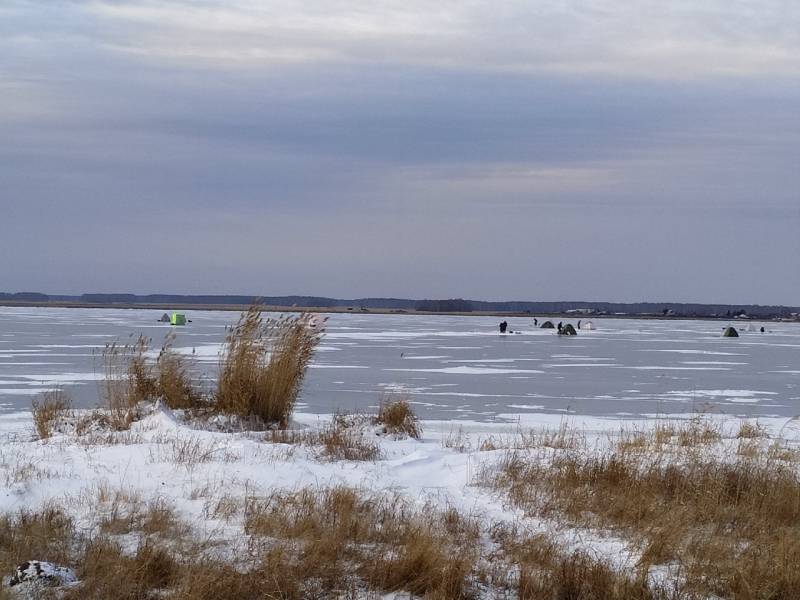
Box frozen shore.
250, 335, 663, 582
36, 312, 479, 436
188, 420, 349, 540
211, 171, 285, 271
3, 405, 800, 598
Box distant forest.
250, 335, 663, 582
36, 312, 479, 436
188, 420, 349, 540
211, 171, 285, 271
1, 292, 798, 319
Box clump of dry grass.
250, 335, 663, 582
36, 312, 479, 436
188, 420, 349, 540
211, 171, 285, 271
0, 485, 695, 599
265, 415, 381, 461
63, 538, 179, 600
737, 420, 766, 439
96, 488, 183, 540
216, 307, 323, 427
490, 527, 669, 600
616, 418, 721, 454
0, 507, 75, 578
484, 427, 800, 599
244, 486, 480, 598
31, 390, 71, 439
156, 331, 202, 410
375, 394, 421, 439
100, 332, 202, 419
443, 425, 471, 452
99, 335, 154, 429
318, 416, 382, 461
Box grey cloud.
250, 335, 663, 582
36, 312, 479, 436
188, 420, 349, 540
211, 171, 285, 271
0, 1, 798, 303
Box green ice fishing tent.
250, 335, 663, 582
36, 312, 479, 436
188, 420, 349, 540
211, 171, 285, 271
170, 313, 187, 326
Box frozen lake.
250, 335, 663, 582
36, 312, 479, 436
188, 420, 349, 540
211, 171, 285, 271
0, 306, 797, 421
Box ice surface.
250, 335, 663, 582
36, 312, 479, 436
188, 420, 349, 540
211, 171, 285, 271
0, 307, 797, 421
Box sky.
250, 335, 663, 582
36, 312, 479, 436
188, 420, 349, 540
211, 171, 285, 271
1, 1, 798, 304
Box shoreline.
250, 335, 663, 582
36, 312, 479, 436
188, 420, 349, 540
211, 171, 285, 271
0, 300, 793, 322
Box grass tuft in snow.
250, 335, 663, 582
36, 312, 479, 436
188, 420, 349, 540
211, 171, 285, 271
375, 393, 422, 439
483, 420, 800, 599
215, 306, 323, 428
31, 389, 71, 440
156, 331, 202, 410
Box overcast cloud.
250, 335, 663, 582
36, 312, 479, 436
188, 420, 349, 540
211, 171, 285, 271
1, 1, 798, 303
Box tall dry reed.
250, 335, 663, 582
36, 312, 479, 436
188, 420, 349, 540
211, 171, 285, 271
216, 307, 323, 427
156, 331, 201, 410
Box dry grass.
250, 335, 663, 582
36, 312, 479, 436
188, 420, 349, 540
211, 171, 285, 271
216, 307, 323, 427
375, 394, 422, 439
443, 426, 471, 453
97, 489, 183, 539
265, 415, 381, 461
318, 416, 382, 461
156, 331, 202, 410
160, 435, 231, 467
0, 507, 74, 577
489, 526, 673, 600
244, 486, 480, 598
93, 304, 322, 429
31, 390, 71, 440
63, 538, 179, 600
616, 418, 722, 454
484, 423, 800, 599
99, 336, 151, 429
737, 420, 767, 439
0, 483, 697, 599
100, 332, 202, 419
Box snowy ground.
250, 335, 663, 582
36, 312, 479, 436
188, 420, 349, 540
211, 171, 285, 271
4, 403, 800, 598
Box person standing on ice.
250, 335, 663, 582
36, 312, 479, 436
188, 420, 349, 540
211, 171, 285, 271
499, 321, 508, 333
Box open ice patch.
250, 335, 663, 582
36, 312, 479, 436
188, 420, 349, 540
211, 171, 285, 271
385, 366, 544, 375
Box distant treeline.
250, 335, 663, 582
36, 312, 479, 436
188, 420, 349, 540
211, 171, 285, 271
0, 292, 797, 318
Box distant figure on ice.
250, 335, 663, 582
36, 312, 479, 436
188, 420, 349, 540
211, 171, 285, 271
577, 320, 582, 329
557, 321, 563, 333
760, 327, 765, 333
499, 321, 508, 333
534, 318, 538, 326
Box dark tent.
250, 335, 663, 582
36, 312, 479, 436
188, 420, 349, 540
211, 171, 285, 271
158, 313, 170, 323
559, 324, 578, 336
540, 321, 555, 329
722, 326, 739, 338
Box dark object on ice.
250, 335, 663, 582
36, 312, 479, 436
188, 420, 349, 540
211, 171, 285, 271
499, 321, 508, 333
577, 320, 581, 329
559, 324, 578, 336
760, 327, 765, 333
540, 321, 555, 329
722, 326, 739, 338
557, 321, 563, 333
158, 313, 170, 322
9, 561, 77, 588
534, 318, 538, 326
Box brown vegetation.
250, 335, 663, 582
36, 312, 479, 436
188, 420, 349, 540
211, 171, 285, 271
216, 307, 323, 427
155, 332, 201, 410
266, 414, 381, 461
243, 486, 479, 598
375, 394, 422, 438
484, 421, 800, 599
94, 305, 323, 429
0, 507, 74, 577
31, 390, 71, 440
0, 484, 687, 599
99, 336, 151, 429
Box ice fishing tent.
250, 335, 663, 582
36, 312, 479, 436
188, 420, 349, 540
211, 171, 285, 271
722, 326, 739, 338
581, 321, 595, 330
540, 321, 555, 329
560, 324, 578, 336
170, 313, 187, 326
158, 313, 170, 323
